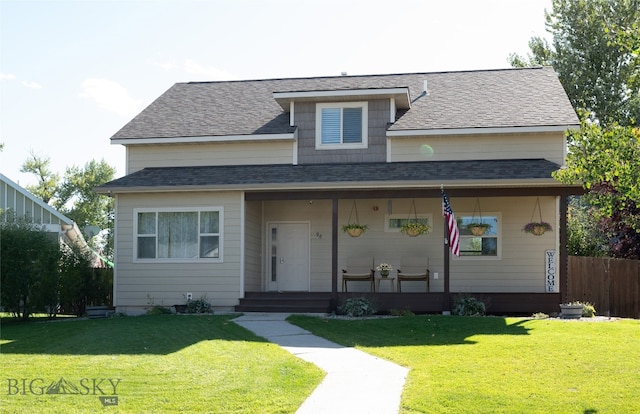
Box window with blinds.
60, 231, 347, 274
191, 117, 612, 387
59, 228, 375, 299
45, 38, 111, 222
315, 102, 368, 149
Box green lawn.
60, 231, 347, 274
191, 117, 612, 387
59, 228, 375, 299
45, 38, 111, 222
0, 314, 324, 413
288, 315, 640, 414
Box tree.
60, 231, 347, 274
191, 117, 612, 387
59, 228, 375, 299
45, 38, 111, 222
566, 196, 608, 257
508, 37, 554, 68
54, 159, 115, 231
20, 156, 116, 260
20, 151, 59, 204
512, 0, 640, 258
554, 120, 640, 258
55, 159, 116, 260
510, 0, 640, 127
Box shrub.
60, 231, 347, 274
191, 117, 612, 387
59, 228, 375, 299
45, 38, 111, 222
0, 213, 61, 320
581, 302, 596, 317
339, 297, 376, 317
453, 296, 486, 316
186, 295, 212, 314
531, 312, 550, 319
389, 308, 415, 317
146, 306, 173, 315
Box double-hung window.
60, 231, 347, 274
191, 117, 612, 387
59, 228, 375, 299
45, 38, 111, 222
316, 102, 368, 149
135, 208, 223, 261
457, 214, 500, 258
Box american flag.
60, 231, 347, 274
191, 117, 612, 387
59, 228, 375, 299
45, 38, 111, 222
442, 190, 460, 256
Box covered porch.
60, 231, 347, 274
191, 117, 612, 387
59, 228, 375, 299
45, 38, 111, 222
239, 186, 578, 315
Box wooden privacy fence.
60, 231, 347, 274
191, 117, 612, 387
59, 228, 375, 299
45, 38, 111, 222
567, 256, 640, 319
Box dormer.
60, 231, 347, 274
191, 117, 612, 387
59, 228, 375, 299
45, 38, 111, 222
273, 87, 411, 149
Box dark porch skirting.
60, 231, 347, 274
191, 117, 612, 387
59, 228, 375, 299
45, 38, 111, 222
236, 292, 562, 315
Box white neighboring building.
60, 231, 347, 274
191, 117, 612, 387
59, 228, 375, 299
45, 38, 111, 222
0, 173, 91, 257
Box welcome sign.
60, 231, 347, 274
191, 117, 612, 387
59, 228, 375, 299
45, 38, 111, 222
545, 250, 557, 293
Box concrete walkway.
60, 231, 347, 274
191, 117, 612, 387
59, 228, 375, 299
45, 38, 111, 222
233, 313, 408, 414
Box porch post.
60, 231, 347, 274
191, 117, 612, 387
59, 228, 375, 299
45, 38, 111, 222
443, 214, 451, 313
331, 197, 339, 303
559, 194, 569, 303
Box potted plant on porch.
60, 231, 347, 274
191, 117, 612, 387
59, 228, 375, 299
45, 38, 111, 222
376, 262, 393, 278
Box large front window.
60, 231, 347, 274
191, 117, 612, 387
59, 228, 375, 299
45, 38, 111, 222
457, 214, 500, 258
316, 102, 368, 149
135, 208, 222, 261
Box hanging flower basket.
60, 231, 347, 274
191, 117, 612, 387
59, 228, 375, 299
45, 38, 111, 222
466, 223, 490, 236
400, 222, 431, 237
342, 200, 367, 237
400, 200, 430, 237
524, 198, 552, 236
342, 223, 368, 237
467, 199, 489, 236
523, 222, 552, 236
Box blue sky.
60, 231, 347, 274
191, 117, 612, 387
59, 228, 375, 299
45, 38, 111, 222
1, 0, 552, 187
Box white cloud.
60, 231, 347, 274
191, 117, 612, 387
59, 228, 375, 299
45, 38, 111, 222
80, 78, 143, 117
21, 80, 43, 89
1, 73, 43, 89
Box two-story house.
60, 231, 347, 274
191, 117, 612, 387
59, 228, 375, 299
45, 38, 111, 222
97, 67, 581, 315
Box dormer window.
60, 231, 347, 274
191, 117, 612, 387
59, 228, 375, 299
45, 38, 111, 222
315, 102, 368, 149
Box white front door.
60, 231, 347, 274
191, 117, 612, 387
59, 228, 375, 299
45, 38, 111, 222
267, 222, 310, 291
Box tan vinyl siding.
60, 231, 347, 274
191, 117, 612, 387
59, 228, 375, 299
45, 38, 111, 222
126, 141, 295, 173
114, 191, 242, 313
390, 132, 566, 165
244, 200, 263, 292
262, 196, 558, 294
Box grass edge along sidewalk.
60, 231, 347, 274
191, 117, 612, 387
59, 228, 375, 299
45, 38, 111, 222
0, 314, 324, 414
288, 314, 640, 414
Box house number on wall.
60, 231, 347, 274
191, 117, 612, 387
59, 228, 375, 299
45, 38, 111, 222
545, 250, 557, 293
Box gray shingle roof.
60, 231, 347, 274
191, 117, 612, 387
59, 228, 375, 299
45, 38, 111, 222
111, 67, 578, 140
96, 159, 561, 191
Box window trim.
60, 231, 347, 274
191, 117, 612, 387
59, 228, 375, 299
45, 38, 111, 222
454, 212, 502, 260
133, 207, 224, 263
315, 102, 368, 149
